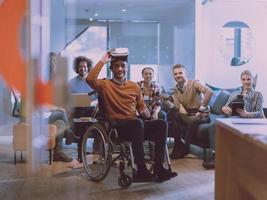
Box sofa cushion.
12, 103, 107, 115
210, 90, 231, 115
206, 83, 242, 93
208, 90, 221, 108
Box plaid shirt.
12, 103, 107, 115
137, 81, 162, 111
225, 88, 264, 118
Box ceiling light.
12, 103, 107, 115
94, 13, 98, 17
89, 18, 93, 21
122, 9, 127, 12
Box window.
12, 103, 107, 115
62, 26, 107, 79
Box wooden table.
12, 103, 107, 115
215, 118, 267, 200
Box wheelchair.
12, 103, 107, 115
80, 100, 172, 188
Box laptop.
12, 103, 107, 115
69, 93, 91, 107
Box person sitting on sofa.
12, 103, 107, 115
222, 70, 264, 118
203, 69, 264, 169
137, 67, 166, 120
167, 64, 213, 159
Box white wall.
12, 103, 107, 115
195, 0, 267, 107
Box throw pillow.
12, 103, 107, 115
210, 90, 231, 115
208, 90, 221, 107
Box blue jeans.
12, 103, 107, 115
158, 110, 167, 121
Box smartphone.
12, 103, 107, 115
232, 102, 244, 115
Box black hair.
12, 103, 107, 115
110, 56, 128, 68
73, 56, 93, 74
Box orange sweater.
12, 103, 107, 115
86, 61, 147, 120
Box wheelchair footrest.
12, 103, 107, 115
132, 174, 156, 183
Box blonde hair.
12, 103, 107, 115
240, 70, 253, 79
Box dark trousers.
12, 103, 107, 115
167, 110, 205, 145
114, 118, 167, 169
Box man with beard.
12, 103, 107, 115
68, 56, 96, 148
86, 50, 177, 182
167, 64, 213, 159
69, 56, 94, 93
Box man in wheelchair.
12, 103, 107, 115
85, 49, 177, 182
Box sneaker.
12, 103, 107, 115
53, 152, 73, 162
154, 165, 178, 182
71, 159, 84, 169
202, 154, 215, 169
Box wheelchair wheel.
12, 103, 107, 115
118, 175, 132, 188
82, 123, 112, 181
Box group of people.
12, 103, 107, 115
50, 49, 264, 182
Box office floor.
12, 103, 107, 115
0, 120, 214, 200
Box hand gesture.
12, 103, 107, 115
100, 51, 111, 64
152, 111, 159, 120
140, 109, 151, 120
222, 106, 232, 115
236, 108, 249, 118
195, 112, 202, 117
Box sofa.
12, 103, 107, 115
166, 89, 232, 161
190, 90, 231, 161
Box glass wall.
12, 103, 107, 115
62, 1, 195, 89
110, 21, 159, 80
0, 0, 195, 175
62, 26, 108, 79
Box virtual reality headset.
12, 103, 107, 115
109, 48, 129, 57
109, 48, 129, 63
